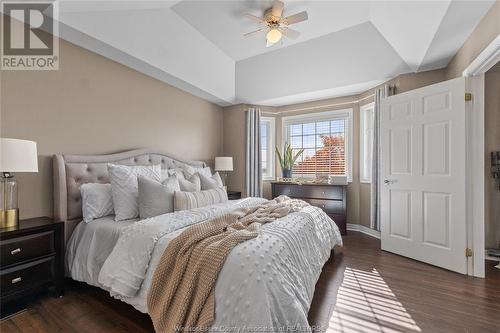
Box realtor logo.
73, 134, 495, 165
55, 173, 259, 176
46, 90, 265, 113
1, 0, 59, 70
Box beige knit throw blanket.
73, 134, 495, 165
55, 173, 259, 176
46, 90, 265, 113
147, 195, 308, 333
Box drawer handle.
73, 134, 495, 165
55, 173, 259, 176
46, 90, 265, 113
11, 248, 22, 255
12, 277, 22, 284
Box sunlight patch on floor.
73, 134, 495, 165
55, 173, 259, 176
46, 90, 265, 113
327, 268, 421, 333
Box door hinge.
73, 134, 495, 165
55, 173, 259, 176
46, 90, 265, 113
465, 93, 472, 101
465, 248, 473, 257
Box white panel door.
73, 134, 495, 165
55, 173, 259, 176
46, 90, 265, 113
380, 77, 467, 274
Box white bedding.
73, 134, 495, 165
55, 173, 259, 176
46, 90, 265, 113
66, 215, 137, 284
66, 197, 342, 332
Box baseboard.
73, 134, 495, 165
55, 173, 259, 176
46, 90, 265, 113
347, 223, 381, 239
485, 250, 500, 262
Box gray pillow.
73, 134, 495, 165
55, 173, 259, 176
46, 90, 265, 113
177, 173, 201, 192
138, 175, 180, 219
199, 172, 224, 190
174, 188, 228, 211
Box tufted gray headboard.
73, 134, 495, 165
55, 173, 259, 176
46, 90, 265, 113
53, 148, 206, 242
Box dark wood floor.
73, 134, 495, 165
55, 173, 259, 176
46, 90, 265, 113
1, 232, 499, 333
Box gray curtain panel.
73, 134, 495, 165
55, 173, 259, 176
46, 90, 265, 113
370, 85, 393, 231
245, 108, 262, 197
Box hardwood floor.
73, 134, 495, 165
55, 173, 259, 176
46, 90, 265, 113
1, 231, 499, 332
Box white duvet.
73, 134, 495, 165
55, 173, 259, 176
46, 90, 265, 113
69, 197, 342, 332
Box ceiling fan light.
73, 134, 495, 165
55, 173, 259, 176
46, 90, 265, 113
266, 28, 282, 44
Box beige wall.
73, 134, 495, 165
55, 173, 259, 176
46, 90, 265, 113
446, 1, 500, 79
485, 64, 500, 249
0, 38, 224, 220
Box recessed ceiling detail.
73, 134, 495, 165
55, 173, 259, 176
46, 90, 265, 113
17, 0, 495, 106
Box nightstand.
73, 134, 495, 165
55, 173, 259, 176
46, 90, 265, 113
227, 191, 242, 200
0, 217, 64, 317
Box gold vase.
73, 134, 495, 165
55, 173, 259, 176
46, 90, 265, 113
0, 208, 19, 228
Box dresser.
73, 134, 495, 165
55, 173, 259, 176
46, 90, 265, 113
271, 182, 347, 235
0, 217, 64, 314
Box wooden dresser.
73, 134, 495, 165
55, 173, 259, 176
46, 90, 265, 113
271, 182, 347, 235
0, 217, 64, 315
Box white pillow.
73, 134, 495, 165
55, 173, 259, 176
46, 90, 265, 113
176, 173, 201, 192
199, 172, 224, 190
80, 183, 114, 222
108, 164, 161, 221
182, 165, 212, 178
174, 188, 228, 211
160, 168, 183, 181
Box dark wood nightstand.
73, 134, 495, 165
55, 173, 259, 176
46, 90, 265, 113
227, 191, 242, 200
0, 217, 64, 317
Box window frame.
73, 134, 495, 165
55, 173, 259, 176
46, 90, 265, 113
359, 103, 375, 184
260, 116, 276, 181
281, 108, 353, 182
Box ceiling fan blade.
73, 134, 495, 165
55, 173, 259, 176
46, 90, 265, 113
271, 0, 284, 17
280, 27, 300, 40
244, 27, 267, 37
284, 11, 308, 25
244, 13, 265, 23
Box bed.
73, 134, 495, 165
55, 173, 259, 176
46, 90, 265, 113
54, 149, 343, 332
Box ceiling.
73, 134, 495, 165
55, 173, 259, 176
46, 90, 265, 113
7, 0, 495, 106
172, 0, 371, 61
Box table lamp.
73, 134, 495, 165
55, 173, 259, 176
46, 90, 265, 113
215, 157, 233, 189
0, 138, 38, 228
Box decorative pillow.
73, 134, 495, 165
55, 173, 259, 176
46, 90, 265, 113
138, 175, 180, 219
199, 172, 224, 190
181, 165, 212, 178
161, 168, 183, 181
108, 164, 161, 221
174, 188, 228, 211
80, 183, 114, 222
177, 173, 201, 192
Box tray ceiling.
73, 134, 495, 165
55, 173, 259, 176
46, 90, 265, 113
5, 0, 495, 106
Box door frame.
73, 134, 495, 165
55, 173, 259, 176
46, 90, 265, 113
462, 33, 499, 277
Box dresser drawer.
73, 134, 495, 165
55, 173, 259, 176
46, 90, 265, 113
303, 198, 345, 215
1, 256, 55, 297
272, 183, 294, 197
273, 183, 344, 200
298, 185, 343, 200
0, 231, 55, 267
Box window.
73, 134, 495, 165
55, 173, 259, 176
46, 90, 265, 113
282, 109, 353, 181
260, 116, 275, 180
360, 103, 374, 183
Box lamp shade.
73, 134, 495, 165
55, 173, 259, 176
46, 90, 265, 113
0, 138, 38, 173
215, 157, 233, 171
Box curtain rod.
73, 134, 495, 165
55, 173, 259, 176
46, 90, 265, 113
269, 93, 375, 115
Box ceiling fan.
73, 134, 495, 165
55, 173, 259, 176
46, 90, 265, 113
244, 0, 308, 47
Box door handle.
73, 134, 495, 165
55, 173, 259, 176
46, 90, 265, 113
384, 179, 397, 185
